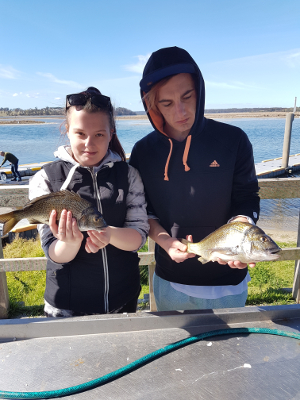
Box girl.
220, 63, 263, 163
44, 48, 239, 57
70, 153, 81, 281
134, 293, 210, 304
29, 87, 149, 317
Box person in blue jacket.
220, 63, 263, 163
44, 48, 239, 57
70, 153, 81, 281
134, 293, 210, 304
129, 46, 260, 311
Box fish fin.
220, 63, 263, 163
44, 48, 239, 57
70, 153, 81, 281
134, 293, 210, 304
180, 238, 193, 253
198, 256, 209, 264
0, 211, 19, 235
27, 218, 45, 224
181, 238, 189, 245
22, 190, 82, 211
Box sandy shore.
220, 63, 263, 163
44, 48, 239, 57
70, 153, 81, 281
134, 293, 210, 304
0, 111, 299, 124
116, 111, 300, 120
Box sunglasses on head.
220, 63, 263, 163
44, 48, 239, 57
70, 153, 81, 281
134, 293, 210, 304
66, 92, 112, 110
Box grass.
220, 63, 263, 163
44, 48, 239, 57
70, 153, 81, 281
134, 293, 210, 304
4, 237, 150, 318
4, 236, 46, 318
3, 237, 297, 318
246, 241, 296, 306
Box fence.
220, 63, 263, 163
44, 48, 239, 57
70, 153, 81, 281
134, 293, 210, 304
1, 178, 300, 318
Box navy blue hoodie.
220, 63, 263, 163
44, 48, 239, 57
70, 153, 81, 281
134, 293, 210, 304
130, 46, 260, 286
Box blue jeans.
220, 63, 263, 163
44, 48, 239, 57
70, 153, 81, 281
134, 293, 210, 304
153, 272, 248, 311
11, 162, 21, 180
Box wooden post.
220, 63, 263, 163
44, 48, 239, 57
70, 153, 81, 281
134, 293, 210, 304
0, 237, 9, 318
148, 237, 157, 311
282, 112, 294, 169
292, 209, 300, 303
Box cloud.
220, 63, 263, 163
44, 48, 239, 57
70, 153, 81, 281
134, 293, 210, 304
285, 51, 300, 68
0, 65, 20, 79
206, 80, 258, 90
11, 91, 39, 98
55, 97, 61, 100
124, 54, 151, 74
25, 92, 40, 98
209, 48, 300, 70
37, 72, 82, 88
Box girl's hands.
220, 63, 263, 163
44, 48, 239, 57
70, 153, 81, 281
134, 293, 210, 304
50, 209, 84, 247
85, 228, 111, 253
49, 213, 141, 255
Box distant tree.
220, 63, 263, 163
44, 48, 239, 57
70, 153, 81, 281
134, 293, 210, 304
115, 107, 136, 116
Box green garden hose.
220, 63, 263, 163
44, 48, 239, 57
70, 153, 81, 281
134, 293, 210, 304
1, 327, 300, 399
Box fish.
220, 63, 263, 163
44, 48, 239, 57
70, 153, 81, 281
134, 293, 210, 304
180, 221, 281, 264
0, 190, 107, 235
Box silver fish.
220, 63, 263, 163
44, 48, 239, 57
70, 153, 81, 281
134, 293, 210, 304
0, 190, 107, 235
181, 221, 281, 264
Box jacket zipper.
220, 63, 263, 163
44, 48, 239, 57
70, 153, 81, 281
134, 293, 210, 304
89, 168, 109, 313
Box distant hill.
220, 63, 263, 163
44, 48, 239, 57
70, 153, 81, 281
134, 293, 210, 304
1, 106, 299, 117
0, 107, 64, 116
115, 107, 136, 116
205, 107, 299, 113
134, 111, 146, 115
0, 106, 137, 117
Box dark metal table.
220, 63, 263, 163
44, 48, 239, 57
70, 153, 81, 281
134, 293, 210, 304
1, 305, 300, 399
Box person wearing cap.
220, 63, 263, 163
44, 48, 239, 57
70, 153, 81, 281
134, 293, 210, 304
0, 151, 22, 181
129, 46, 260, 311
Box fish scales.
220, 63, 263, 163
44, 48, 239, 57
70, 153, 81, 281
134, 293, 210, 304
181, 221, 281, 264
0, 190, 107, 235
22, 191, 94, 224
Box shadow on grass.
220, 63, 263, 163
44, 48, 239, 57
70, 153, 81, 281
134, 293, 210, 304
246, 287, 296, 307
8, 302, 44, 319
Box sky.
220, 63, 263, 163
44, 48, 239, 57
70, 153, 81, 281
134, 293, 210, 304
0, 0, 299, 111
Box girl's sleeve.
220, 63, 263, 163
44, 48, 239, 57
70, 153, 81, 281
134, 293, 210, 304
124, 165, 150, 250
28, 169, 57, 260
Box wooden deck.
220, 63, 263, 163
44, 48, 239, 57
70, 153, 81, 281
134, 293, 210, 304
256, 153, 300, 178
1, 152, 300, 185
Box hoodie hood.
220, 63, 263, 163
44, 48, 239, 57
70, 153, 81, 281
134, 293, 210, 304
54, 145, 122, 171
140, 46, 206, 180
53, 145, 122, 190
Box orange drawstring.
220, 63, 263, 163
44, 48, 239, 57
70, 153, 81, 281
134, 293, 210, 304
164, 138, 173, 181
183, 135, 191, 171
164, 135, 191, 180
145, 100, 191, 180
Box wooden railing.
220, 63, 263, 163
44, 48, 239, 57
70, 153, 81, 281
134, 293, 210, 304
1, 178, 300, 318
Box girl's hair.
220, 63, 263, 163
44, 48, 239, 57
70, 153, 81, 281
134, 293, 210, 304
64, 87, 126, 161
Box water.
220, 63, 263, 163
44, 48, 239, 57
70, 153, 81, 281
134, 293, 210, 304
218, 117, 300, 164
214, 117, 300, 234
1, 116, 300, 234
1, 117, 299, 164
0, 118, 65, 164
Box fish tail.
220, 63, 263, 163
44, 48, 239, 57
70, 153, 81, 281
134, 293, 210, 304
0, 211, 19, 235
180, 238, 192, 253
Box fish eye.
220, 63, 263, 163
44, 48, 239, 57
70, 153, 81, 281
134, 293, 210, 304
260, 236, 267, 242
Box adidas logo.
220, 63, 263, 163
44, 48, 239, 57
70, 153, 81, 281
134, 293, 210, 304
209, 160, 220, 167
